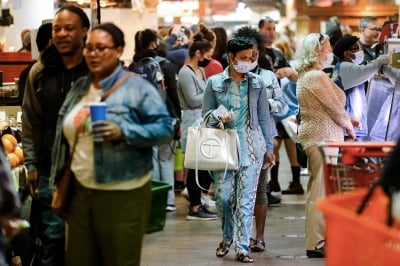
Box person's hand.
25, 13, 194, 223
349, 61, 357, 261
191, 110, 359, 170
351, 118, 362, 129
220, 111, 233, 124
28, 170, 39, 197
1, 219, 28, 239
262, 152, 275, 169
274, 67, 298, 82
377, 54, 390, 65
346, 127, 356, 140
92, 121, 123, 141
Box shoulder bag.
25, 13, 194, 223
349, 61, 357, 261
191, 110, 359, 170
184, 112, 240, 190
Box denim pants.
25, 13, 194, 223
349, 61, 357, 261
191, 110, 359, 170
37, 175, 65, 266
212, 160, 262, 255
152, 140, 176, 206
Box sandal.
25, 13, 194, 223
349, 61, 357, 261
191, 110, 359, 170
249, 238, 265, 252
216, 240, 232, 257
236, 253, 254, 263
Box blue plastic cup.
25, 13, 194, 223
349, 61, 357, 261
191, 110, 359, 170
89, 102, 107, 141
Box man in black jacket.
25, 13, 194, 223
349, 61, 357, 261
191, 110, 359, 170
22, 5, 90, 265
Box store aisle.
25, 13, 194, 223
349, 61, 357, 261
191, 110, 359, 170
141, 148, 325, 266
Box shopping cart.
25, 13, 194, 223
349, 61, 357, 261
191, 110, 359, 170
319, 141, 396, 195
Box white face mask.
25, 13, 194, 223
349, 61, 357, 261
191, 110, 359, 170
248, 57, 258, 71
352, 51, 364, 65
232, 58, 253, 73
322, 52, 334, 69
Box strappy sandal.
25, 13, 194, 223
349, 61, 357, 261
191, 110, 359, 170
216, 240, 232, 257
236, 253, 254, 263
249, 238, 265, 252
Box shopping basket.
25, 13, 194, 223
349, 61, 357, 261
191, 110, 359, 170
319, 141, 396, 195
318, 187, 400, 266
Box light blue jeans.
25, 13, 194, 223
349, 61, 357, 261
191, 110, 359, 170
152, 140, 176, 206
211, 160, 263, 255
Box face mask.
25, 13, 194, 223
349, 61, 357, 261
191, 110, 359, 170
352, 51, 364, 65
198, 58, 211, 67
248, 58, 259, 71
232, 58, 253, 73
322, 52, 334, 69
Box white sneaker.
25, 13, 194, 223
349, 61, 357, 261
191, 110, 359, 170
166, 205, 177, 212
300, 168, 309, 176
181, 187, 189, 201
201, 195, 217, 214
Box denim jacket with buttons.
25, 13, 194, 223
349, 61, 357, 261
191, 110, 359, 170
202, 68, 273, 153
50, 65, 174, 186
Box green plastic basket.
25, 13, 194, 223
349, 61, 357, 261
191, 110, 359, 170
146, 181, 172, 233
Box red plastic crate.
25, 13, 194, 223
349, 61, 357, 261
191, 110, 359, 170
319, 142, 396, 195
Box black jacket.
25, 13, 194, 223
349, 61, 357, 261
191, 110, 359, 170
21, 45, 89, 176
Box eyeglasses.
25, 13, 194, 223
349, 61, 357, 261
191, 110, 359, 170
365, 27, 381, 32
348, 47, 360, 52
83, 46, 116, 56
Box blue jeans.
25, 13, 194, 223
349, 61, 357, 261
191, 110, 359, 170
37, 175, 65, 266
152, 140, 176, 206
211, 160, 262, 255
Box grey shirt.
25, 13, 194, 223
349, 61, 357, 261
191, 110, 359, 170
177, 65, 206, 110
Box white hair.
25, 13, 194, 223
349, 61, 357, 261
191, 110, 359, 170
294, 33, 329, 74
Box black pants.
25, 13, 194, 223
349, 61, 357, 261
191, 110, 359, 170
186, 169, 213, 206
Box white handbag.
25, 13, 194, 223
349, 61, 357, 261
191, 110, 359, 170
280, 115, 298, 143
184, 126, 239, 171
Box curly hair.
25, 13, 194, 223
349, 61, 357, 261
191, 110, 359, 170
294, 33, 329, 74
234, 25, 265, 49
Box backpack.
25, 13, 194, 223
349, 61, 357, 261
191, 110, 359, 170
129, 56, 167, 101
129, 56, 181, 140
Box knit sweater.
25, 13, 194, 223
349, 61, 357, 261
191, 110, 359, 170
297, 69, 353, 149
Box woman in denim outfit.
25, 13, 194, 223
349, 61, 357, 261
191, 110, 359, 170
203, 37, 275, 263
50, 23, 174, 266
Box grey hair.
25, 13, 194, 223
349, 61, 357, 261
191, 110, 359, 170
294, 33, 329, 74
359, 16, 378, 30
258, 16, 275, 29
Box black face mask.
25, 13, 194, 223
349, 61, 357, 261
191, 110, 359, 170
198, 58, 211, 67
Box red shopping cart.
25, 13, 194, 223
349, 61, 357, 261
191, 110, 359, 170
319, 141, 396, 195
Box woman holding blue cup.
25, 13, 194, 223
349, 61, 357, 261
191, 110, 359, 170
50, 23, 175, 265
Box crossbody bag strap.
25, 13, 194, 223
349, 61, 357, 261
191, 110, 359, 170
100, 73, 133, 101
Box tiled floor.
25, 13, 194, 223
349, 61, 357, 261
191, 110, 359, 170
141, 147, 325, 266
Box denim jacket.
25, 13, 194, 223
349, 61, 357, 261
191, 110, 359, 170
50, 65, 174, 186
202, 68, 273, 153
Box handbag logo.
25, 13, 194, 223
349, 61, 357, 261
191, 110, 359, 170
200, 137, 222, 159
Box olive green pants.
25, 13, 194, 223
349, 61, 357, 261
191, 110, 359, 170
65, 179, 152, 266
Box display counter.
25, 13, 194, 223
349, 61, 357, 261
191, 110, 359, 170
0, 52, 33, 83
